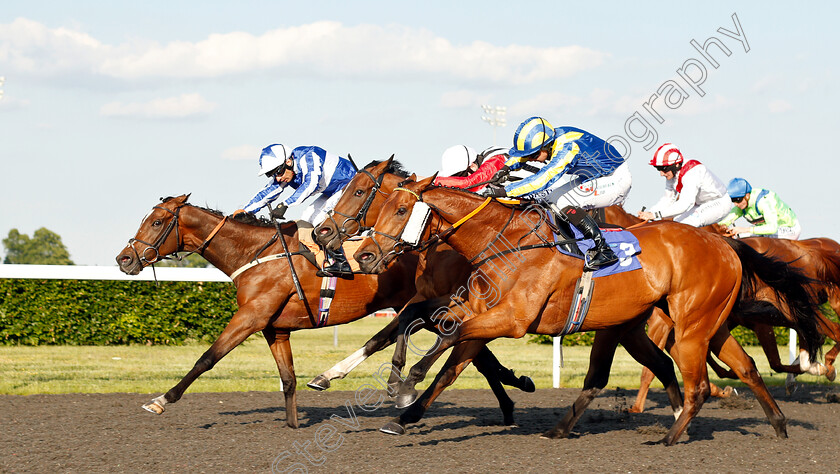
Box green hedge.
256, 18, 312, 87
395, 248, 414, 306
0, 278, 821, 347
0, 279, 237, 345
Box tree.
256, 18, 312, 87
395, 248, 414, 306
2, 228, 74, 265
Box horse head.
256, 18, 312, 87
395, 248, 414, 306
314, 155, 410, 250
116, 194, 191, 275
354, 174, 436, 274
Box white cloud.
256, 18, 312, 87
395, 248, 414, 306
1, 18, 608, 85
768, 99, 793, 113
100, 93, 216, 118
221, 144, 261, 161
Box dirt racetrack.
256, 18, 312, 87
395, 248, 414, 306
2, 384, 840, 473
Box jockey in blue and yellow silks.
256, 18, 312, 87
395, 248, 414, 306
484, 116, 631, 270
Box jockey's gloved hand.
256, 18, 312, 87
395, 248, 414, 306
491, 166, 510, 184
270, 204, 288, 220
483, 184, 508, 198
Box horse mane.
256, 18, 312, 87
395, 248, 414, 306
160, 196, 276, 228
363, 159, 411, 178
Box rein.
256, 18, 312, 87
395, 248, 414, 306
326, 169, 387, 237
370, 188, 577, 270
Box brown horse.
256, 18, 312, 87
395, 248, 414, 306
310, 158, 535, 416
352, 176, 822, 445
115, 194, 419, 428
601, 205, 840, 411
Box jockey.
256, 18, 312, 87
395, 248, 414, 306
433, 145, 509, 193
719, 178, 801, 239
637, 143, 730, 227
484, 116, 632, 270
236, 144, 357, 275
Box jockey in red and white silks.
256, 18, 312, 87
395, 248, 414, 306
639, 143, 730, 227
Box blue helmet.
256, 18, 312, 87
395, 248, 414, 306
509, 116, 556, 158
727, 178, 752, 199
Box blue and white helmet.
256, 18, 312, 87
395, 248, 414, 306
257, 144, 290, 176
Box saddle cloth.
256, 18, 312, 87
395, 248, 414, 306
554, 224, 643, 278
297, 226, 364, 273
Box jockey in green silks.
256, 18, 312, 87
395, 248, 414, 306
719, 178, 801, 239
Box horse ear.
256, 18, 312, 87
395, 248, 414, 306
417, 173, 438, 188
408, 173, 417, 181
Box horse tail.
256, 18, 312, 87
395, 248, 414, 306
725, 238, 824, 362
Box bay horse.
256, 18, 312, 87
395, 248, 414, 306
115, 194, 420, 428
352, 176, 822, 445
601, 205, 840, 411
310, 158, 535, 416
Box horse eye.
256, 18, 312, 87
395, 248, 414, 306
152, 219, 163, 227
397, 207, 407, 216
354, 189, 365, 197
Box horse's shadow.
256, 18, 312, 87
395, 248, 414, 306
213, 386, 831, 441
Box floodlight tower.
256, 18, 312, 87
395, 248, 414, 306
481, 105, 507, 146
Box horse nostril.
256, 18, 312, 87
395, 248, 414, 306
119, 255, 131, 265
317, 227, 333, 236
358, 252, 374, 262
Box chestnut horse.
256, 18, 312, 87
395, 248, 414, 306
115, 194, 419, 428
353, 176, 822, 445
310, 159, 534, 417
601, 205, 840, 411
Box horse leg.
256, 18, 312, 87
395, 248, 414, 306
656, 335, 713, 446
711, 327, 788, 438
630, 310, 672, 413
142, 306, 265, 414
543, 328, 623, 439
307, 314, 403, 390
381, 339, 488, 435
388, 296, 452, 399
619, 321, 684, 419
472, 346, 534, 426
263, 328, 299, 428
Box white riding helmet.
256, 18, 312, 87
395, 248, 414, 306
257, 144, 290, 176
439, 145, 477, 177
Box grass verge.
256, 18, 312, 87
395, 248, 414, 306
0, 317, 834, 395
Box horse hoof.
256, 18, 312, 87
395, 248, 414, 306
539, 430, 563, 439
721, 386, 734, 398
520, 376, 536, 393
380, 422, 406, 435
307, 375, 331, 391
394, 392, 417, 409
142, 400, 165, 415
827, 365, 837, 382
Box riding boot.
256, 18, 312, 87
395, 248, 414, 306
321, 247, 353, 276
558, 205, 619, 271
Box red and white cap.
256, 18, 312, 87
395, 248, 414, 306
649, 143, 684, 167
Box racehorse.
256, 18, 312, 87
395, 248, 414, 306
352, 176, 822, 445
115, 194, 420, 428
310, 158, 535, 415
601, 205, 840, 411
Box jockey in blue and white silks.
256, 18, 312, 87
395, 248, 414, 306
239, 144, 356, 276
243, 145, 356, 225
484, 117, 629, 270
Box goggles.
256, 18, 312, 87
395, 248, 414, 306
731, 196, 746, 204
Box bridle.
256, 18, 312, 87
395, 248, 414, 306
126, 202, 229, 280
324, 168, 388, 238
127, 204, 185, 267
364, 187, 561, 272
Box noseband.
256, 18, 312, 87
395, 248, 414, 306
127, 204, 184, 266
326, 169, 387, 238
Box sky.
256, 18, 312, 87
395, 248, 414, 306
1, 1, 838, 265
